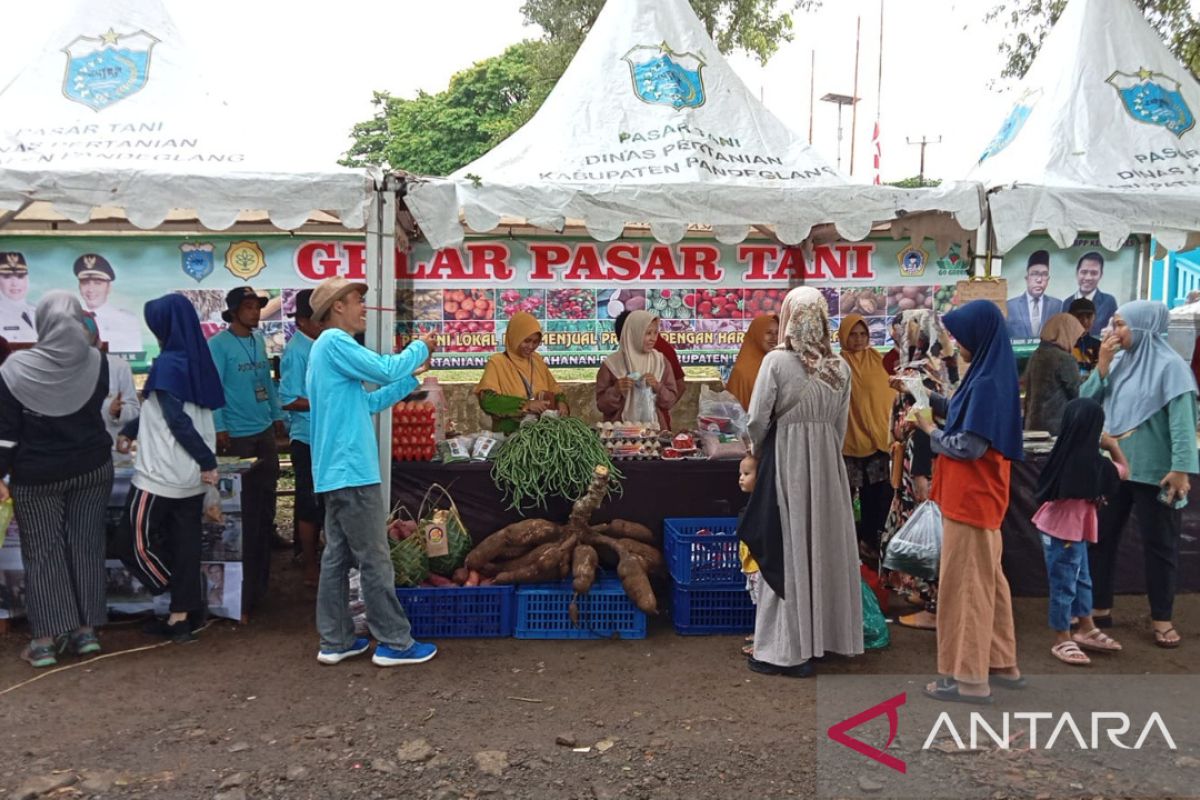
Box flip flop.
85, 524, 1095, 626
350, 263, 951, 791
896, 612, 937, 631
924, 677, 993, 705
989, 673, 1029, 689
1154, 626, 1182, 649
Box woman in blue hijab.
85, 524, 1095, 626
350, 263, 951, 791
1081, 300, 1198, 648
914, 300, 1023, 704
115, 295, 225, 643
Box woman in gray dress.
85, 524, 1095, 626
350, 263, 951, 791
740, 287, 864, 677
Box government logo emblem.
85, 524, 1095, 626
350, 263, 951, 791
898, 245, 928, 278
1107, 68, 1195, 138
180, 242, 215, 283
978, 88, 1042, 164
623, 43, 706, 110
224, 241, 267, 281
62, 28, 159, 111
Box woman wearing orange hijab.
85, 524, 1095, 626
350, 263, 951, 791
838, 315, 897, 559
726, 315, 779, 410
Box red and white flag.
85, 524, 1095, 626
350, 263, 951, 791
871, 120, 881, 185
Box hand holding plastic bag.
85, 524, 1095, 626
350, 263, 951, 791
882, 500, 942, 580
626, 372, 659, 425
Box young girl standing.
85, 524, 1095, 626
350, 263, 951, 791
1032, 398, 1125, 666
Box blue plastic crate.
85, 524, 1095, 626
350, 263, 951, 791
394, 585, 516, 638
515, 577, 647, 640
670, 582, 756, 635
663, 517, 743, 585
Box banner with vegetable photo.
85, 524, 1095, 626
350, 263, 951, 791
398, 237, 977, 369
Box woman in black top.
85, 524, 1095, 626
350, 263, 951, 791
0, 292, 114, 668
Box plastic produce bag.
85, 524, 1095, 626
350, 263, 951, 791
626, 373, 659, 425
861, 578, 890, 651
698, 385, 748, 437
882, 501, 943, 580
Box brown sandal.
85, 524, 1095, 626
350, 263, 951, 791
1154, 626, 1182, 649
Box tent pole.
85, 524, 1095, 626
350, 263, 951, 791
849, 16, 862, 176
368, 179, 397, 493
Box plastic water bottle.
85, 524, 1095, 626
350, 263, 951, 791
422, 375, 447, 441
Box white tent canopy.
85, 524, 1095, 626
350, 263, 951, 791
968, 0, 1200, 254
0, 0, 374, 231
405, 0, 982, 251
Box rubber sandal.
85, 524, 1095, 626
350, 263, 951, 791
989, 673, 1029, 689
1073, 628, 1122, 652
741, 644, 754, 657
924, 677, 993, 705
896, 612, 937, 630
1154, 626, 1182, 649
1051, 641, 1091, 666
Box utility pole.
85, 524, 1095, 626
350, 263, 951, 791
849, 16, 862, 176
906, 135, 942, 186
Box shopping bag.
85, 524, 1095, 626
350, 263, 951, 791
861, 578, 890, 651
388, 504, 429, 587
881, 500, 943, 580
698, 385, 749, 436
418, 483, 472, 577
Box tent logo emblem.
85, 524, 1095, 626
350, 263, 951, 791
62, 28, 159, 111
180, 243, 215, 283
978, 88, 1041, 164
1107, 68, 1195, 138
224, 241, 267, 281
623, 43, 706, 109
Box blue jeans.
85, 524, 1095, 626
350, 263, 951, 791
1041, 534, 1093, 632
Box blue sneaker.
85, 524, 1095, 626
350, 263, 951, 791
317, 637, 371, 665
372, 640, 437, 667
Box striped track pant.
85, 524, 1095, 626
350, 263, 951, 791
124, 487, 204, 613
12, 461, 114, 639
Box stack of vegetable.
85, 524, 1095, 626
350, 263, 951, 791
491, 415, 621, 511
391, 401, 436, 462
466, 466, 663, 617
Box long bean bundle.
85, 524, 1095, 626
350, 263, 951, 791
491, 416, 623, 512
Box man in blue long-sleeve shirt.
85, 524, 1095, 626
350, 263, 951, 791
208, 287, 286, 610
307, 277, 439, 667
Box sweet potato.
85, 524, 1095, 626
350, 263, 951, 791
452, 567, 471, 585
465, 520, 561, 570
427, 574, 455, 587
466, 570, 481, 587
494, 541, 563, 584
572, 544, 599, 594
616, 553, 658, 615
606, 519, 656, 545
615, 539, 664, 574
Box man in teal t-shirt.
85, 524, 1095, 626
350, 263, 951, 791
280, 289, 322, 585
209, 287, 286, 606
307, 277, 439, 668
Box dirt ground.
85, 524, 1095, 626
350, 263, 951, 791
0, 549, 1195, 800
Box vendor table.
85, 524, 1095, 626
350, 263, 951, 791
1004, 453, 1200, 596
0, 458, 265, 632
393, 456, 1200, 598
391, 459, 746, 544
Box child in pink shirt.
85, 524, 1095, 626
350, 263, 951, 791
1032, 398, 1127, 666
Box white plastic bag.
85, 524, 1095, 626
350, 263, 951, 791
698, 385, 749, 436
882, 501, 943, 580
628, 380, 659, 425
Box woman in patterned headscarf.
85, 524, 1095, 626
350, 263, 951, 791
738, 287, 863, 678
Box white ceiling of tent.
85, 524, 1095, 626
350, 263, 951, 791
967, 0, 1200, 253
404, 0, 982, 251
0, 0, 374, 231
